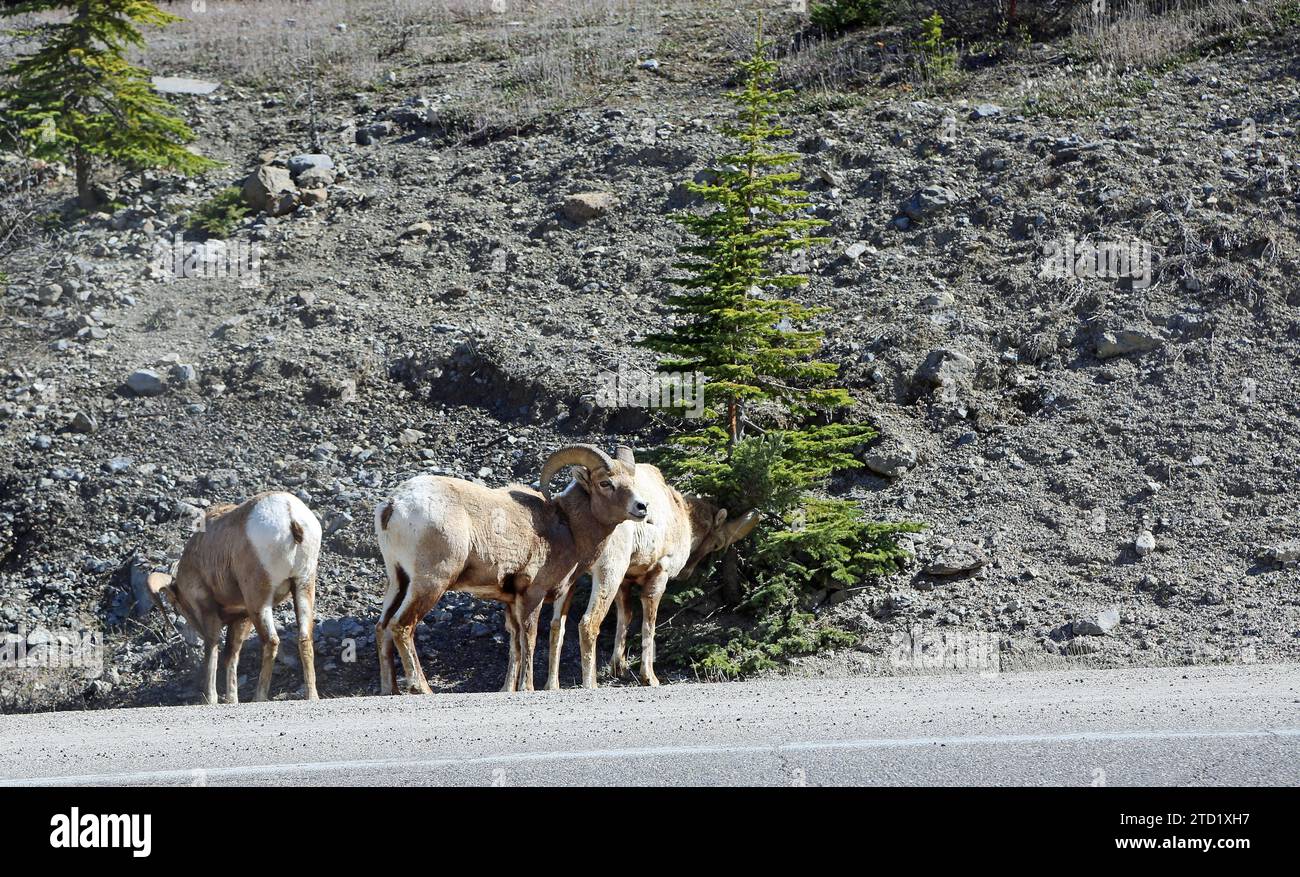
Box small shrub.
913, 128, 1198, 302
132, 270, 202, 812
188, 187, 249, 239
914, 11, 958, 83
811, 0, 886, 34
643, 21, 921, 679
143, 307, 172, 332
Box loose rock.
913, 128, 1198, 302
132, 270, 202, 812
926, 542, 988, 576
562, 192, 615, 223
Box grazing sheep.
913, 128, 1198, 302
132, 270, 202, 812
550, 464, 758, 689
374, 444, 649, 694
149, 492, 322, 704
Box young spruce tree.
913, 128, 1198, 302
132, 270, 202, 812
1, 0, 215, 208
643, 18, 919, 677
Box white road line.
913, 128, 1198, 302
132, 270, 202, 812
7, 727, 1299, 786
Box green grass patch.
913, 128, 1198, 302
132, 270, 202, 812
188, 187, 249, 239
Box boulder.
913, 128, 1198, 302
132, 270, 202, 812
1135, 529, 1156, 557
287, 153, 334, 178
399, 221, 433, 239
843, 242, 869, 261
562, 192, 615, 223
926, 542, 988, 576
899, 185, 958, 222
241, 165, 296, 213
1268, 542, 1300, 565
1095, 327, 1164, 358
296, 167, 335, 188
124, 369, 165, 397
1063, 637, 1103, 655
69, 411, 97, 434
299, 188, 329, 206
914, 348, 975, 404
267, 191, 298, 217
863, 439, 918, 478
1072, 608, 1121, 636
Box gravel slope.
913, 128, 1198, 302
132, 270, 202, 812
1, 2, 1298, 711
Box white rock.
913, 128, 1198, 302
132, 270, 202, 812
1073, 608, 1121, 636
1135, 529, 1156, 557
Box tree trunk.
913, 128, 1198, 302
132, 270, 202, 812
74, 152, 95, 210
720, 545, 743, 606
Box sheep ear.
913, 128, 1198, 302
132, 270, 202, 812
572, 466, 591, 489
713, 508, 728, 528
146, 571, 174, 596
147, 573, 177, 610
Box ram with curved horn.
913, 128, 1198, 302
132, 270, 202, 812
547, 460, 759, 689
373, 444, 648, 694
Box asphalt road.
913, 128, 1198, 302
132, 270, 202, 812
2, 664, 1297, 786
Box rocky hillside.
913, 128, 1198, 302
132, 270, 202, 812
2, 0, 1298, 710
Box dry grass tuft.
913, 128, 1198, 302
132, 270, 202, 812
3, 1, 662, 118
1070, 0, 1291, 70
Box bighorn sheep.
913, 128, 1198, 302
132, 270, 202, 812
148, 491, 322, 705
546, 464, 759, 689
373, 444, 648, 694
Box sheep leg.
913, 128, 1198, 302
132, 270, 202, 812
639, 572, 670, 687
513, 594, 544, 693
545, 588, 576, 691
292, 575, 318, 700
193, 607, 223, 706
392, 621, 430, 694
250, 603, 280, 702
377, 627, 397, 695
376, 564, 405, 695
500, 608, 519, 693
221, 616, 252, 704
393, 582, 446, 695
609, 585, 635, 679
200, 639, 220, 706
579, 559, 629, 689
199, 630, 222, 706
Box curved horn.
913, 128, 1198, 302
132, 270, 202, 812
615, 445, 636, 467
539, 444, 614, 500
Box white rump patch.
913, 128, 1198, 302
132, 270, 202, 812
245, 493, 321, 584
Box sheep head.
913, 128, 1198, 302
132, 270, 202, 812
679, 499, 761, 579
539, 444, 649, 526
